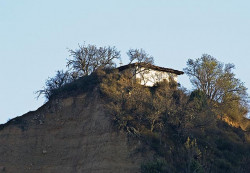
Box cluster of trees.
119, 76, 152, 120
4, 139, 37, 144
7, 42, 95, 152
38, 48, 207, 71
37, 44, 120, 99
38, 44, 249, 124
37, 44, 154, 99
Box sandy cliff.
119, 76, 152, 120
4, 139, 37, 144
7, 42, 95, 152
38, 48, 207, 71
0, 93, 142, 173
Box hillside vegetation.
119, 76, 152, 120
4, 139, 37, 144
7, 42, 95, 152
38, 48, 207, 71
38, 68, 249, 173
34, 44, 250, 172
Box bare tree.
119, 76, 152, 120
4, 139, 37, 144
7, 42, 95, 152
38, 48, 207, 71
126, 49, 155, 84
127, 48, 154, 64
36, 70, 73, 99
67, 44, 120, 78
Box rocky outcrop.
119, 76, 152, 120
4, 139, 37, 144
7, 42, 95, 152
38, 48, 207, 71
0, 93, 142, 173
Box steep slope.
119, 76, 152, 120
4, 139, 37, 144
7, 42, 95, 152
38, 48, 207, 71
0, 92, 142, 173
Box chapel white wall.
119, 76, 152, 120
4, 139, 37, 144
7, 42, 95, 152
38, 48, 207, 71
135, 67, 177, 87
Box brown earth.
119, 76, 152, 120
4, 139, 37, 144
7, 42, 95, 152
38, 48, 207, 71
0, 92, 143, 173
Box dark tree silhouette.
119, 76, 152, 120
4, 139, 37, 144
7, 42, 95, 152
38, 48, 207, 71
67, 44, 120, 78
36, 70, 73, 99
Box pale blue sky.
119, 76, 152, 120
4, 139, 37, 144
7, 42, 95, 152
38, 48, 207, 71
1, 0, 250, 123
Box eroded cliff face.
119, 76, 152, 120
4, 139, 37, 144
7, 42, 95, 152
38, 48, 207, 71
0, 93, 142, 173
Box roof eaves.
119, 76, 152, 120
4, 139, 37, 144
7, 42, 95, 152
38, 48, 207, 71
118, 63, 184, 75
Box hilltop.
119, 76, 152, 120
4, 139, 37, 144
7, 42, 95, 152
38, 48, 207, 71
0, 69, 250, 173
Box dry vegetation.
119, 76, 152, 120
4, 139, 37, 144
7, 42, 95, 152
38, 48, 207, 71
45, 68, 250, 172
99, 70, 250, 173
36, 44, 250, 172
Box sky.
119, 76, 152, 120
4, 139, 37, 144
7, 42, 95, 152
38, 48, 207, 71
0, 0, 250, 124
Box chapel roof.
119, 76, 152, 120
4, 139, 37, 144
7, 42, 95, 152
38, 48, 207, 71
118, 62, 184, 75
